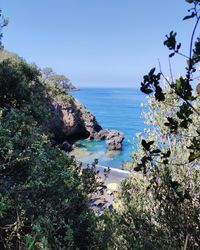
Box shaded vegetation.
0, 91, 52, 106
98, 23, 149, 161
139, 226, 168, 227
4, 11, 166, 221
0, 49, 102, 249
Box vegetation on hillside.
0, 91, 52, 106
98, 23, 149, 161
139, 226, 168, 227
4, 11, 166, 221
106, 1, 200, 249
0, 46, 102, 250
0, 0, 199, 249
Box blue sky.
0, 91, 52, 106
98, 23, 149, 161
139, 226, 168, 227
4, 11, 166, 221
0, 0, 196, 87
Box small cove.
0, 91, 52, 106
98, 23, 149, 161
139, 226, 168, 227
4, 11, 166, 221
70, 88, 146, 168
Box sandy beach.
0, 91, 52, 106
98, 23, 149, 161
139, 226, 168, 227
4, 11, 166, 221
81, 163, 130, 213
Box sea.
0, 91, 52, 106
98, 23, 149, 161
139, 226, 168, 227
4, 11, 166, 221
70, 88, 147, 169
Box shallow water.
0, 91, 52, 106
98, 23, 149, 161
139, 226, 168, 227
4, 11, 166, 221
70, 88, 146, 168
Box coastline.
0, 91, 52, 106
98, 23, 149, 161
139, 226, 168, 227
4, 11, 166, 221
70, 88, 145, 167
81, 162, 130, 182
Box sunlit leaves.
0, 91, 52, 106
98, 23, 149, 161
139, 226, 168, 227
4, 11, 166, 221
128, 2, 200, 248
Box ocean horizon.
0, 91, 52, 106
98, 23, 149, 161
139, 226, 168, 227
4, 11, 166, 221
70, 87, 147, 168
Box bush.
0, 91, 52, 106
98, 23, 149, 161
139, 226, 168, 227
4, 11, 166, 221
0, 53, 101, 249
108, 1, 200, 249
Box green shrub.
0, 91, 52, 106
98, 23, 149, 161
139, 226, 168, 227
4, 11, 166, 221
109, 1, 200, 249
0, 53, 101, 250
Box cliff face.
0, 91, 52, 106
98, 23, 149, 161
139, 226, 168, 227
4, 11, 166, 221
50, 96, 125, 151
50, 96, 102, 143
0, 50, 124, 152
60, 99, 102, 138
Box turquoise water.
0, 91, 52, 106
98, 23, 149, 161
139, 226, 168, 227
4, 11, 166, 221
70, 88, 146, 168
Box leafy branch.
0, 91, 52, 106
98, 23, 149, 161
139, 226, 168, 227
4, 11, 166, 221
138, 0, 200, 174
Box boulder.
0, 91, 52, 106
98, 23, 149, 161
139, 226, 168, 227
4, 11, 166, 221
62, 141, 72, 152
106, 130, 125, 151
91, 129, 109, 140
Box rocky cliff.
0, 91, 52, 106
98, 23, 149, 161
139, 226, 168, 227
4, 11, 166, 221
0, 49, 124, 153
50, 96, 124, 151
52, 97, 102, 140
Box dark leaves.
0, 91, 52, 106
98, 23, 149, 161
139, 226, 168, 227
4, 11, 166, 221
188, 152, 200, 162
134, 163, 143, 172
164, 31, 177, 50
164, 117, 178, 132
196, 83, 200, 94
169, 52, 175, 58
177, 103, 193, 129
151, 149, 161, 154
170, 180, 180, 189
175, 77, 194, 101
140, 68, 165, 101
154, 85, 165, 101
184, 190, 192, 200
141, 140, 154, 151
134, 156, 150, 175
169, 178, 192, 202
188, 137, 200, 162
185, 0, 193, 4
161, 150, 171, 164
140, 86, 153, 94
162, 150, 171, 158
164, 31, 176, 50
183, 12, 196, 20
164, 31, 182, 57
193, 38, 200, 64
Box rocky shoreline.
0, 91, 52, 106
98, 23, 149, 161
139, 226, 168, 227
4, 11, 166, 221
50, 96, 125, 152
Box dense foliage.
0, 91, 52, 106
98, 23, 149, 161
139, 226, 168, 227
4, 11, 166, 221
107, 1, 200, 249
41, 67, 77, 101
109, 87, 200, 249
0, 1, 199, 249
0, 49, 103, 249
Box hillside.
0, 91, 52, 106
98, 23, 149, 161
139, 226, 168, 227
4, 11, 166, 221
0, 49, 104, 249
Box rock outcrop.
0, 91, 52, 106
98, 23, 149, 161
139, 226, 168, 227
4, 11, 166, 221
50, 96, 124, 151
50, 97, 101, 146
62, 141, 73, 152
90, 129, 125, 151
90, 129, 109, 140
67, 82, 80, 91
105, 130, 125, 150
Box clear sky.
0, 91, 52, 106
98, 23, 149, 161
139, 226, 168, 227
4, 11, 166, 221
0, 0, 196, 87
